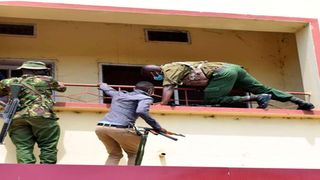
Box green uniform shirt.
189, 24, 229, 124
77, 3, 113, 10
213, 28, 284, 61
161, 61, 225, 86
0, 75, 66, 120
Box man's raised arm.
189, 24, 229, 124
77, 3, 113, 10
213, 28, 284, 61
161, 85, 175, 105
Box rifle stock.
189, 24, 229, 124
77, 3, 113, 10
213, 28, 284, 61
0, 84, 21, 144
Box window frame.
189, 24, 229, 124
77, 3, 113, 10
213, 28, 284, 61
98, 62, 193, 105
0, 59, 56, 78
0, 59, 57, 101
144, 28, 191, 44
0, 22, 37, 38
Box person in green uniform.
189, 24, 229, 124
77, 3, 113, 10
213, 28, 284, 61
142, 61, 314, 110
0, 61, 66, 164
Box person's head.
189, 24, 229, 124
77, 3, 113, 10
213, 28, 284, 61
141, 65, 163, 81
135, 81, 154, 95
17, 61, 49, 76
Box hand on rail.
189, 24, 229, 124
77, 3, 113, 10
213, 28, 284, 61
98, 83, 109, 91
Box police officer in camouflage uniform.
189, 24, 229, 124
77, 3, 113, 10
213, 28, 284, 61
142, 61, 314, 110
0, 61, 66, 164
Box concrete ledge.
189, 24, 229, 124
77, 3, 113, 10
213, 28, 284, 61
54, 102, 320, 119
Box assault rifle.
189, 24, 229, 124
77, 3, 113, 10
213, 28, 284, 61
0, 84, 21, 144
137, 127, 185, 141
134, 126, 185, 165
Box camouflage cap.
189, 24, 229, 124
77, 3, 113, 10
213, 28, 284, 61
17, 61, 48, 70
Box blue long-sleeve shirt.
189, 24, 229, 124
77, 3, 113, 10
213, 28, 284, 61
98, 83, 162, 130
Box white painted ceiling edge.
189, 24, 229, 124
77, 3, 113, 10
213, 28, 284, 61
1, 0, 319, 19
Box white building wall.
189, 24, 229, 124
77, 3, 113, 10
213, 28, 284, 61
3, 111, 320, 168
1, 0, 320, 168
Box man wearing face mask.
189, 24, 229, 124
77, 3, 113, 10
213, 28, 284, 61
142, 61, 314, 110
96, 81, 168, 165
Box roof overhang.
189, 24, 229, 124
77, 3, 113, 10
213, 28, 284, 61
0, 1, 310, 32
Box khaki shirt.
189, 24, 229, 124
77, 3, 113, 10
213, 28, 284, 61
161, 61, 225, 86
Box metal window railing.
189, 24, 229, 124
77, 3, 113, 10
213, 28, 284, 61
59, 83, 202, 105
57, 83, 311, 109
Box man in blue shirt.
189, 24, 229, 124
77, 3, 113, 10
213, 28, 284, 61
96, 81, 167, 165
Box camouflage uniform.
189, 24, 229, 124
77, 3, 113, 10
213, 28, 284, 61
0, 61, 66, 164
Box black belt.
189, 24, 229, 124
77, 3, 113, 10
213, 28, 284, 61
97, 123, 133, 128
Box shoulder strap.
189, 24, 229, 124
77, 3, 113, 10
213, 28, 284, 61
20, 78, 44, 100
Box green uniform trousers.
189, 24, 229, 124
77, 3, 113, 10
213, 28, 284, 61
204, 64, 293, 105
9, 117, 60, 164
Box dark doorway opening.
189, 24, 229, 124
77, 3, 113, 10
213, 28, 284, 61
101, 65, 162, 103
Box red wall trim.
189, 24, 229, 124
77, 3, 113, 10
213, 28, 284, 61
55, 102, 320, 118
1, 164, 320, 180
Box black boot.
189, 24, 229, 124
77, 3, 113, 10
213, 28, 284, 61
256, 94, 272, 109
243, 94, 271, 109
290, 97, 314, 110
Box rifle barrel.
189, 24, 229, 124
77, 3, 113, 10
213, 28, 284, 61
158, 132, 178, 141
0, 98, 20, 144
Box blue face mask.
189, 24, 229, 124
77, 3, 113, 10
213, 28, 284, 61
153, 74, 164, 81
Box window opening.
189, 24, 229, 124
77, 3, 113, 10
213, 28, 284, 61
101, 64, 163, 103
101, 64, 205, 105
0, 23, 35, 36
145, 29, 190, 43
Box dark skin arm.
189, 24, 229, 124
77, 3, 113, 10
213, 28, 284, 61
161, 85, 175, 105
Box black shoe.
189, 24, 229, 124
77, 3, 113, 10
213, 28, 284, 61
257, 94, 271, 109
290, 97, 315, 110
297, 102, 314, 110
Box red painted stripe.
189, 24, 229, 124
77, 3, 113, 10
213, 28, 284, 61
153, 105, 320, 117
1, 164, 320, 180
55, 102, 320, 117
0, 1, 315, 22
